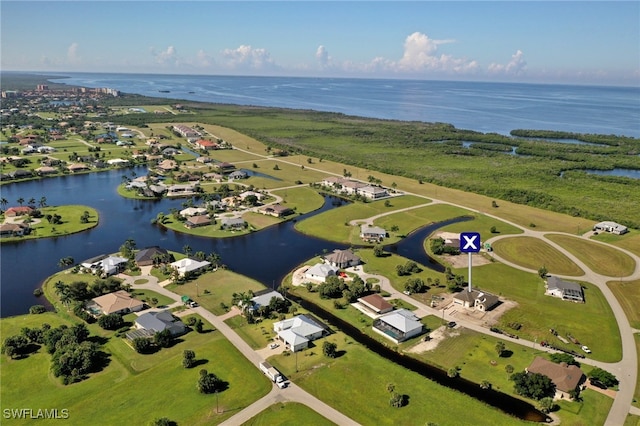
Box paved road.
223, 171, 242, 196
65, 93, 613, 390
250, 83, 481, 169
128, 275, 359, 425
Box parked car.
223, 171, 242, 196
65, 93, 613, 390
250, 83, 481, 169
269, 343, 280, 349
589, 378, 606, 389
581, 345, 591, 353
447, 321, 457, 328
189, 301, 199, 308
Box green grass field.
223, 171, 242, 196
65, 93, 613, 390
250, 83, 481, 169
0, 312, 272, 425
469, 263, 621, 362
607, 279, 640, 329
165, 269, 266, 315
242, 402, 336, 426
492, 236, 584, 276
545, 233, 636, 277
271, 186, 325, 214
591, 230, 640, 258
1, 205, 99, 243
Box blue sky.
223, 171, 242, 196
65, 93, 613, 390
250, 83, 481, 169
2, 1, 639, 85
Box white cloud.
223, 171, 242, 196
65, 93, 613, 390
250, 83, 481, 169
488, 50, 527, 75
195, 49, 215, 67
67, 42, 80, 64
316, 45, 331, 68
221, 45, 276, 71
151, 45, 179, 66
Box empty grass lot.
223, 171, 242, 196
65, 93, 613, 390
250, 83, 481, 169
0, 313, 272, 425
269, 332, 529, 426
607, 279, 640, 329
545, 233, 636, 277
468, 263, 621, 362
295, 195, 429, 243
592, 230, 640, 258
1, 205, 99, 242
242, 402, 336, 426
492, 236, 584, 276
271, 186, 326, 214
165, 269, 266, 315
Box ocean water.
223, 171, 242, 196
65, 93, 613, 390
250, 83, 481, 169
50, 73, 640, 137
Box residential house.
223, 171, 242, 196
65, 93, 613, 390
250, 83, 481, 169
185, 215, 212, 228
273, 314, 328, 352
135, 246, 174, 266
228, 170, 248, 180
593, 221, 628, 235
373, 309, 423, 343
35, 166, 57, 175
453, 289, 499, 312
0, 223, 28, 237
246, 290, 285, 313
180, 207, 208, 217
360, 225, 387, 242
195, 139, 218, 150
360, 185, 389, 200
323, 249, 361, 269
220, 217, 246, 230
357, 294, 394, 315
196, 156, 212, 164
156, 159, 177, 173
305, 263, 339, 282
131, 310, 187, 337
526, 356, 585, 399
106, 158, 129, 166
170, 258, 211, 277
68, 163, 90, 173
260, 204, 294, 217
4, 206, 34, 217
86, 290, 144, 315
215, 162, 236, 173
81, 254, 128, 276
166, 183, 199, 197
545, 276, 584, 303
341, 180, 367, 195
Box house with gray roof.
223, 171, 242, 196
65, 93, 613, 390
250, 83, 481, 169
221, 217, 246, 230
360, 225, 387, 242
249, 290, 285, 312
170, 258, 211, 277
305, 263, 339, 282
373, 309, 423, 343
546, 276, 584, 303
132, 310, 187, 337
323, 249, 361, 269
273, 314, 327, 352
135, 246, 173, 266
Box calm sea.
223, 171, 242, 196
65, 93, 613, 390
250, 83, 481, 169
50, 74, 640, 138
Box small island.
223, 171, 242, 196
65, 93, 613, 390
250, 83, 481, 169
0, 202, 99, 242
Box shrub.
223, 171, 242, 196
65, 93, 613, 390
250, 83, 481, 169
98, 313, 124, 330
132, 337, 152, 354
29, 305, 46, 314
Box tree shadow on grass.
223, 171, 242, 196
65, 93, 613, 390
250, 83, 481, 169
500, 350, 514, 358
192, 358, 209, 368
334, 349, 347, 358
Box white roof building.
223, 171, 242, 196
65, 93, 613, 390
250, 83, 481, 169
305, 263, 339, 282
170, 258, 210, 277
594, 221, 628, 235
273, 314, 327, 352
373, 309, 423, 343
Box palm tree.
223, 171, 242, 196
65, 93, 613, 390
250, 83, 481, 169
28, 198, 36, 207
206, 252, 221, 268
16, 197, 24, 206
183, 245, 193, 257
39, 196, 47, 208
0, 197, 8, 211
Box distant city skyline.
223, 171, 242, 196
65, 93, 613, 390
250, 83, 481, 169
1, 1, 639, 86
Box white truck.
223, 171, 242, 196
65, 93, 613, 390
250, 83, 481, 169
259, 361, 286, 388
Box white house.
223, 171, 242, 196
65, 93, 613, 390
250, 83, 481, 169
373, 309, 423, 343
360, 225, 387, 242
593, 221, 628, 235
305, 263, 339, 282
273, 314, 327, 352
81, 254, 128, 276
359, 185, 388, 199
546, 276, 584, 303
170, 258, 210, 277
179, 207, 208, 217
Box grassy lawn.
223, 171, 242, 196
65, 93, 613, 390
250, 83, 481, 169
545, 234, 636, 277
165, 269, 266, 315
592, 230, 640, 258
492, 236, 584, 276
225, 315, 280, 350
1, 205, 99, 243
158, 215, 255, 238
295, 195, 428, 244
607, 279, 640, 329
242, 402, 336, 426
271, 186, 326, 214
128, 289, 175, 308
0, 313, 272, 425
554, 389, 613, 426
469, 263, 621, 362
269, 332, 529, 425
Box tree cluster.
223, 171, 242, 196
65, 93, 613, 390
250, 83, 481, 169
510, 372, 555, 400
588, 367, 618, 388
430, 238, 460, 255
197, 369, 224, 394
395, 261, 422, 277
317, 275, 370, 303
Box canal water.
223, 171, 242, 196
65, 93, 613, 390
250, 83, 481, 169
288, 293, 549, 423
1, 167, 456, 317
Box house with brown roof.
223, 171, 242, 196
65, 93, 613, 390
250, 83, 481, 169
0, 223, 28, 237
260, 204, 294, 217
323, 249, 361, 269
4, 206, 34, 217
215, 162, 236, 173
357, 294, 394, 315
195, 139, 218, 150
68, 163, 90, 173
185, 215, 212, 228
453, 289, 499, 312
86, 290, 144, 316
526, 356, 585, 399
